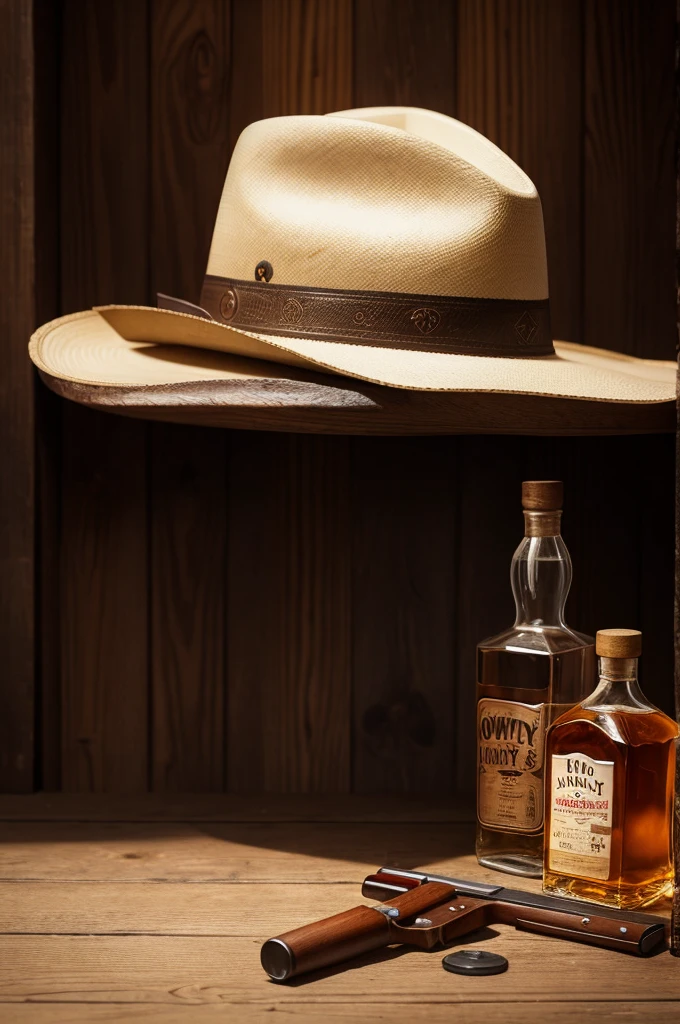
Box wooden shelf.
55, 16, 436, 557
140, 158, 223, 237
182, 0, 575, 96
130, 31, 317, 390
40, 368, 675, 436
0, 795, 675, 1022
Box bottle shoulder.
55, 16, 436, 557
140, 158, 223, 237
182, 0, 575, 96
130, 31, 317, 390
479, 624, 593, 655
548, 704, 679, 747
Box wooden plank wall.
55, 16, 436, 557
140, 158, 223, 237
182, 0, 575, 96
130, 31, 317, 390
16, 0, 677, 793
0, 0, 36, 791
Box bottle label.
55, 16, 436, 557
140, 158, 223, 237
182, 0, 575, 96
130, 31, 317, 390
548, 752, 614, 880
477, 699, 546, 832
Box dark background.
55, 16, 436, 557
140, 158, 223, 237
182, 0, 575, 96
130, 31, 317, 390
1, 0, 676, 794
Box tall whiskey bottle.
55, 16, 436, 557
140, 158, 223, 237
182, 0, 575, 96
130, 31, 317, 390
544, 629, 678, 909
476, 480, 595, 877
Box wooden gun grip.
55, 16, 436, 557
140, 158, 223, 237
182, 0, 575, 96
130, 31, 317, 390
261, 905, 391, 981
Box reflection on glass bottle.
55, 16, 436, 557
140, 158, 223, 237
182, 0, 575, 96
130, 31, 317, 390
544, 629, 678, 909
476, 480, 595, 877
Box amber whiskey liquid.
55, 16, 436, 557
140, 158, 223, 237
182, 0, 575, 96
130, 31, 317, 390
476, 482, 595, 878
477, 645, 593, 875
544, 631, 678, 909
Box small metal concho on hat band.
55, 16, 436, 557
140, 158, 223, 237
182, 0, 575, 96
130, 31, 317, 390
197, 275, 553, 358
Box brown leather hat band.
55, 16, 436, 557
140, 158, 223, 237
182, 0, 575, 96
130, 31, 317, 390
160, 276, 553, 357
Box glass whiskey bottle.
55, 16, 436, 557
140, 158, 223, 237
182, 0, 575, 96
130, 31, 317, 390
544, 628, 678, 909
476, 480, 595, 877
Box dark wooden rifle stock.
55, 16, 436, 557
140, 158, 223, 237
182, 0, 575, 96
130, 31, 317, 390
261, 868, 667, 981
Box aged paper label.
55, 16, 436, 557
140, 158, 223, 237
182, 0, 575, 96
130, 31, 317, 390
548, 752, 614, 880
477, 699, 545, 832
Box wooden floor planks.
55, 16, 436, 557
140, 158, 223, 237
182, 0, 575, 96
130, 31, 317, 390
2, 1004, 680, 1024
0, 797, 676, 1021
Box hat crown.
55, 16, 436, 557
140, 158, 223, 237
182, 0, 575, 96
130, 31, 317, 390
206, 109, 549, 301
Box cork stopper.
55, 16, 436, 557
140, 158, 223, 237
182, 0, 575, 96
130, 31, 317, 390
596, 629, 642, 659
521, 480, 563, 511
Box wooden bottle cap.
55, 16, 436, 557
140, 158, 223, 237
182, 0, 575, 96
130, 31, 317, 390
596, 629, 642, 658
521, 480, 563, 511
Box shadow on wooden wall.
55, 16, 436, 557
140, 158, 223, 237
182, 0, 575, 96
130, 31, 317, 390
11, 0, 677, 793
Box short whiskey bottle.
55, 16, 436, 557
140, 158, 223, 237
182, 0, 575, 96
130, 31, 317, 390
544, 629, 678, 909
476, 480, 595, 877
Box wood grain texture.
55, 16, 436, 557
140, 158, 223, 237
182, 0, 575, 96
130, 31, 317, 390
58, 1, 151, 790
149, 425, 226, 790
453, 0, 587, 795
227, 433, 351, 791
225, 2, 354, 793
0, 0, 35, 790
0, 791, 474, 822
351, 438, 457, 792
33, 0, 61, 788
0, 876, 666, 937
59, 410, 149, 790
60, 0, 151, 307
0, 799, 674, 1017
149, 1, 232, 791
584, 0, 676, 358
25, 0, 680, 809
0, 821, 477, 882
39, 370, 678, 435
2, 1005, 679, 1024
453, 438, 524, 791
456, 0, 583, 346
262, 0, 352, 115
636, 433, 676, 719
228, 0, 264, 148
0, 933, 676, 1006
353, 0, 455, 113
151, 0, 231, 304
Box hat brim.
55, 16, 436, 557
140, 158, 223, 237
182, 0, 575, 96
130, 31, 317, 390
30, 305, 676, 405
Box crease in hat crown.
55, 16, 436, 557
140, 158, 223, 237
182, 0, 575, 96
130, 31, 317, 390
205, 109, 549, 301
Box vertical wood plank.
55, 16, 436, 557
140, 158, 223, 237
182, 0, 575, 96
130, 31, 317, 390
353, 0, 456, 114
59, 0, 150, 790
456, 0, 582, 346
584, 0, 676, 359
60, 413, 149, 791
453, 439, 523, 792
226, 1, 353, 792
0, 0, 35, 790
263, 0, 352, 115
351, 0, 457, 793
228, 0, 264, 148
635, 434, 675, 718
581, 1, 677, 730
526, 434, 675, 719
351, 439, 458, 793
149, 426, 226, 790
149, 1, 231, 790
34, 0, 62, 790
151, 0, 232, 306
453, 1, 585, 792
227, 434, 351, 792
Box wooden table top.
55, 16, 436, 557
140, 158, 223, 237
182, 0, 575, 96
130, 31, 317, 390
0, 794, 677, 1023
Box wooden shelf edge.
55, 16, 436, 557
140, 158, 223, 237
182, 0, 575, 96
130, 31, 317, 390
39, 370, 676, 436
0, 792, 475, 823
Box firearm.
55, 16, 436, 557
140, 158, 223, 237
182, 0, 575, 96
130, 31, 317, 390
260, 865, 667, 981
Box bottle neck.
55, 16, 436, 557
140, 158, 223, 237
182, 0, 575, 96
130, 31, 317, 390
582, 657, 651, 710
511, 511, 571, 628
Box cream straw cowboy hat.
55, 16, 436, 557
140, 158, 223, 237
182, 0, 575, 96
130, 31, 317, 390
30, 106, 675, 404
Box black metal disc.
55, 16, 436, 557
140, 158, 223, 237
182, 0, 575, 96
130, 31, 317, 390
442, 950, 508, 976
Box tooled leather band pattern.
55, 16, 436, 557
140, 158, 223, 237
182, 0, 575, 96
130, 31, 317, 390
196, 275, 553, 357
